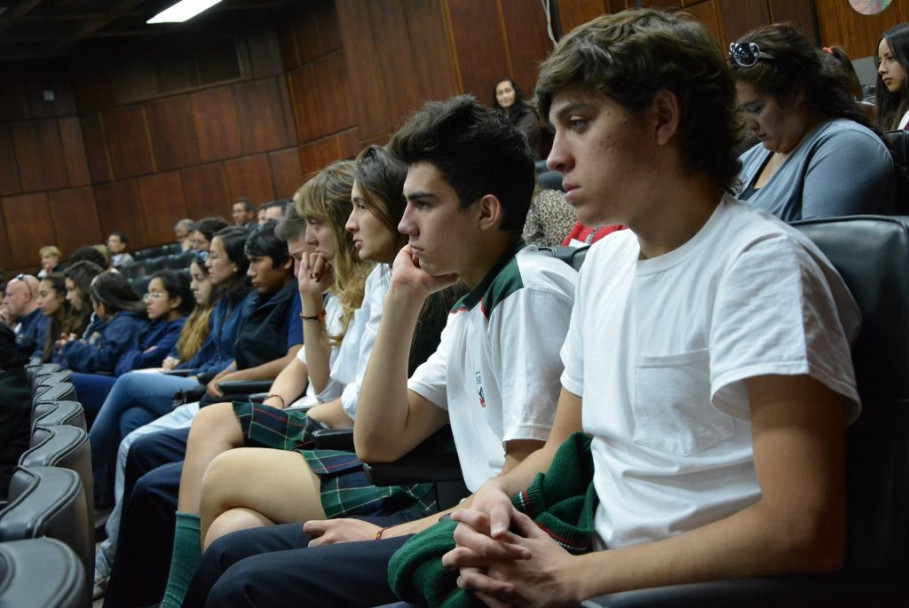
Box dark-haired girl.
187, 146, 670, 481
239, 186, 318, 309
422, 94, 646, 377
493, 77, 542, 157
876, 23, 909, 131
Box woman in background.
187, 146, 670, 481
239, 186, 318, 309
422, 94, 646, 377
876, 23, 909, 131
493, 77, 541, 157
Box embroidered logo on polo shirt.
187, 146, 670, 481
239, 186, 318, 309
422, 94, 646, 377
475, 371, 486, 408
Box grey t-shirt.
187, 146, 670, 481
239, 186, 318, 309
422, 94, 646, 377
736, 118, 896, 222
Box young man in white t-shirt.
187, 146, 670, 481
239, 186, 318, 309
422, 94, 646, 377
441, 9, 861, 606
181, 95, 577, 607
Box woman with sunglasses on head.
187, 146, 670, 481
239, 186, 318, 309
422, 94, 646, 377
730, 23, 897, 221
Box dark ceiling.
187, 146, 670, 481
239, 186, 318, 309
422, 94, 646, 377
0, 0, 292, 63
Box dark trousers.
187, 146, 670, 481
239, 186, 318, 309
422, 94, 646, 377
103, 426, 190, 608
185, 516, 417, 608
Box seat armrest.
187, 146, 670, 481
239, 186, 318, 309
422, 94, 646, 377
249, 392, 269, 403
581, 571, 909, 608
364, 452, 463, 486
218, 379, 274, 398
312, 427, 354, 451
161, 369, 194, 377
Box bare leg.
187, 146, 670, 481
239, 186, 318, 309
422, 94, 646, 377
199, 447, 326, 542
177, 402, 244, 514
203, 508, 277, 550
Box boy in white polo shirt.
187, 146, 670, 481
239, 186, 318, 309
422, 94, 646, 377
182, 95, 577, 607
441, 9, 861, 606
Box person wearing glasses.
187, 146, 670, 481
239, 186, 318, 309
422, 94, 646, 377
1, 273, 47, 360
730, 23, 897, 222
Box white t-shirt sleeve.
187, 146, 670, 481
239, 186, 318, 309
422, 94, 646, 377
492, 288, 569, 443
710, 234, 861, 422
408, 321, 453, 411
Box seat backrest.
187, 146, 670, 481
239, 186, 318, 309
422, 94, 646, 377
792, 215, 909, 572
537, 245, 589, 271
26, 362, 61, 386
0, 466, 92, 591
20, 425, 94, 539
31, 400, 87, 433
0, 538, 88, 608
32, 380, 76, 405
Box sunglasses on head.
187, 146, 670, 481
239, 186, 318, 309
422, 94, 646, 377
729, 42, 776, 67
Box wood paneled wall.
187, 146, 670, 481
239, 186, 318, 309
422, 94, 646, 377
2, 0, 908, 276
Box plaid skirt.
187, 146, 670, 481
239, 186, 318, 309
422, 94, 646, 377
232, 401, 437, 519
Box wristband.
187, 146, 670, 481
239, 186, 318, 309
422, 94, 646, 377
375, 527, 389, 540
301, 310, 326, 323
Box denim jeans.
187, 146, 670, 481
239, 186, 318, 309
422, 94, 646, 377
88, 371, 198, 506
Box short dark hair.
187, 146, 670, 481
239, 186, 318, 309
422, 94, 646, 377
536, 9, 742, 191
274, 202, 307, 242
194, 217, 230, 243
109, 231, 128, 244
234, 197, 254, 212
149, 269, 194, 316
68, 245, 109, 269
389, 95, 535, 233
244, 220, 290, 267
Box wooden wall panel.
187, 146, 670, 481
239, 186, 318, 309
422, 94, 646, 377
290, 65, 330, 143
768, 0, 816, 43
94, 180, 148, 249
446, 1, 511, 102
247, 23, 285, 79
299, 137, 345, 177
337, 127, 361, 159
48, 188, 102, 258
103, 105, 156, 180
59, 117, 91, 187
269, 148, 306, 199
502, 0, 557, 93
70, 59, 116, 115
310, 52, 354, 135
557, 0, 609, 34
224, 155, 276, 204
1, 193, 54, 268
191, 86, 243, 163
0, 202, 12, 271
0, 65, 31, 121
0, 125, 21, 196
182, 164, 231, 221
11, 119, 69, 192
234, 78, 292, 154
718, 0, 770, 44
816, 0, 909, 59
138, 172, 188, 245
147, 96, 201, 171
80, 114, 113, 184
402, 0, 459, 107
683, 1, 722, 44
335, 0, 389, 141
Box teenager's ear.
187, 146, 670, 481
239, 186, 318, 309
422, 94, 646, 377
477, 194, 505, 231
652, 89, 681, 146
282, 256, 294, 272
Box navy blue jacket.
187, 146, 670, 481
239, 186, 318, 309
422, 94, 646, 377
114, 316, 187, 376
61, 311, 147, 373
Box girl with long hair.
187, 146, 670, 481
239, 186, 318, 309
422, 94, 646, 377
876, 23, 909, 130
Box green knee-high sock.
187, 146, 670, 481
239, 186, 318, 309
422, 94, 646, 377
160, 511, 202, 608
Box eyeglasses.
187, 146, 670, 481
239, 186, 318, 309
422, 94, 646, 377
729, 42, 776, 68
143, 292, 166, 301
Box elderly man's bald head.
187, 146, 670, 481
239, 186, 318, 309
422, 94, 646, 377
2, 274, 39, 320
